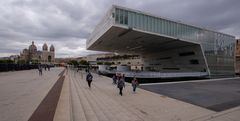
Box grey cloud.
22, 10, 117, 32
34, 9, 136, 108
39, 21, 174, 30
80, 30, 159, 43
0, 0, 239, 58
0, 49, 19, 53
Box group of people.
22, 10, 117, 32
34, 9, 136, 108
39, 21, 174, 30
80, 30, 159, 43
112, 73, 126, 96
38, 64, 51, 76
86, 72, 139, 96
86, 71, 139, 96
112, 73, 139, 96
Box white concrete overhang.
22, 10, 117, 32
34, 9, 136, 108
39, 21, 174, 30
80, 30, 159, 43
87, 25, 200, 55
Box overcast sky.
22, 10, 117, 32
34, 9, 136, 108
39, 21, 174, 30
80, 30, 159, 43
0, 0, 239, 58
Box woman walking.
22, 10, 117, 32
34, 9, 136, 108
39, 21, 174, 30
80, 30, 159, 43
117, 76, 125, 96
131, 77, 139, 93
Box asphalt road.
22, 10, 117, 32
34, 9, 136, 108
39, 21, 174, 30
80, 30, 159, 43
140, 78, 240, 112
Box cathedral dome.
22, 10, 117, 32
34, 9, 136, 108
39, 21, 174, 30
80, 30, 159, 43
42, 43, 48, 51
29, 41, 37, 53
50, 45, 55, 52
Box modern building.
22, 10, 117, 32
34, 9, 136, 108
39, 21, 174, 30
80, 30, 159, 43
87, 5, 236, 78
20, 41, 55, 64
86, 53, 115, 65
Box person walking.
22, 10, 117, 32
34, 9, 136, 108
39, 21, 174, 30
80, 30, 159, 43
86, 72, 93, 88
65, 65, 68, 74
47, 65, 50, 71
117, 76, 125, 96
131, 77, 139, 93
44, 64, 47, 71
38, 65, 43, 76
112, 74, 117, 85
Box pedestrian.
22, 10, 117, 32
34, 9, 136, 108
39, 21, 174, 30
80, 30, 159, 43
77, 67, 80, 72
112, 74, 117, 85
44, 65, 47, 71
117, 76, 125, 96
131, 77, 139, 93
86, 72, 93, 88
122, 74, 125, 80
47, 65, 50, 71
38, 65, 43, 76
116, 73, 121, 83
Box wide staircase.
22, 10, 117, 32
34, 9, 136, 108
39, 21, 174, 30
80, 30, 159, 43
55, 69, 216, 121
69, 69, 145, 121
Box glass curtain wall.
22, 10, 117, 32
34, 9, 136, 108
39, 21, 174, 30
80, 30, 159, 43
114, 7, 235, 76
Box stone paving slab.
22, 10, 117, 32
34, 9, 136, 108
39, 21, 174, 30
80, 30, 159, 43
0, 67, 64, 121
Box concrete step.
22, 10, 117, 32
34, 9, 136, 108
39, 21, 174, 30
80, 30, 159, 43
74, 73, 119, 121
69, 73, 87, 121
67, 69, 215, 121
76, 72, 141, 121
90, 73, 159, 121
54, 73, 72, 121
92, 84, 143, 121
70, 71, 99, 121
74, 73, 110, 121
92, 72, 214, 121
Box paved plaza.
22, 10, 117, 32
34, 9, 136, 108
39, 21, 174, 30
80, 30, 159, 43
0, 67, 63, 121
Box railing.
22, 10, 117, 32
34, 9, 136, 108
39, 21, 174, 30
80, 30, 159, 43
124, 71, 208, 78
99, 69, 209, 78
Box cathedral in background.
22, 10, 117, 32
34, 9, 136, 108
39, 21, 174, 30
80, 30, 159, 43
20, 41, 55, 64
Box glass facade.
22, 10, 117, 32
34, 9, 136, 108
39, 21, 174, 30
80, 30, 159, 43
113, 7, 235, 76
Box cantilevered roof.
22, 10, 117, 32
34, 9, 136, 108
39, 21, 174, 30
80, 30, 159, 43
88, 25, 199, 54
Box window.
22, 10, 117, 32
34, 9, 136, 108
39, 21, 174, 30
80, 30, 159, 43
158, 57, 172, 60
136, 14, 140, 28
115, 9, 120, 23
190, 59, 199, 64
140, 14, 144, 29
179, 52, 195, 56
124, 10, 128, 25
120, 10, 124, 24
162, 68, 180, 70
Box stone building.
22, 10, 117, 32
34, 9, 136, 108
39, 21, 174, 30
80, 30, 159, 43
20, 41, 55, 64
236, 39, 240, 74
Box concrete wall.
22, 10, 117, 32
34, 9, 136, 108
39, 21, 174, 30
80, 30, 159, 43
142, 44, 207, 72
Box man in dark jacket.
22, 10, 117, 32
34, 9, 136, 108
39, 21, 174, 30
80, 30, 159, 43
117, 76, 125, 96
86, 72, 93, 88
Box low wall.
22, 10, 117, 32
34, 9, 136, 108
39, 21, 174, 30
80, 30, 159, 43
0, 64, 39, 72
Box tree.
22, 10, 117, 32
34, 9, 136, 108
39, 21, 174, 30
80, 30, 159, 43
97, 62, 103, 65
0, 59, 14, 64
67, 60, 79, 66
79, 60, 89, 65
17, 60, 26, 64
104, 62, 112, 65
